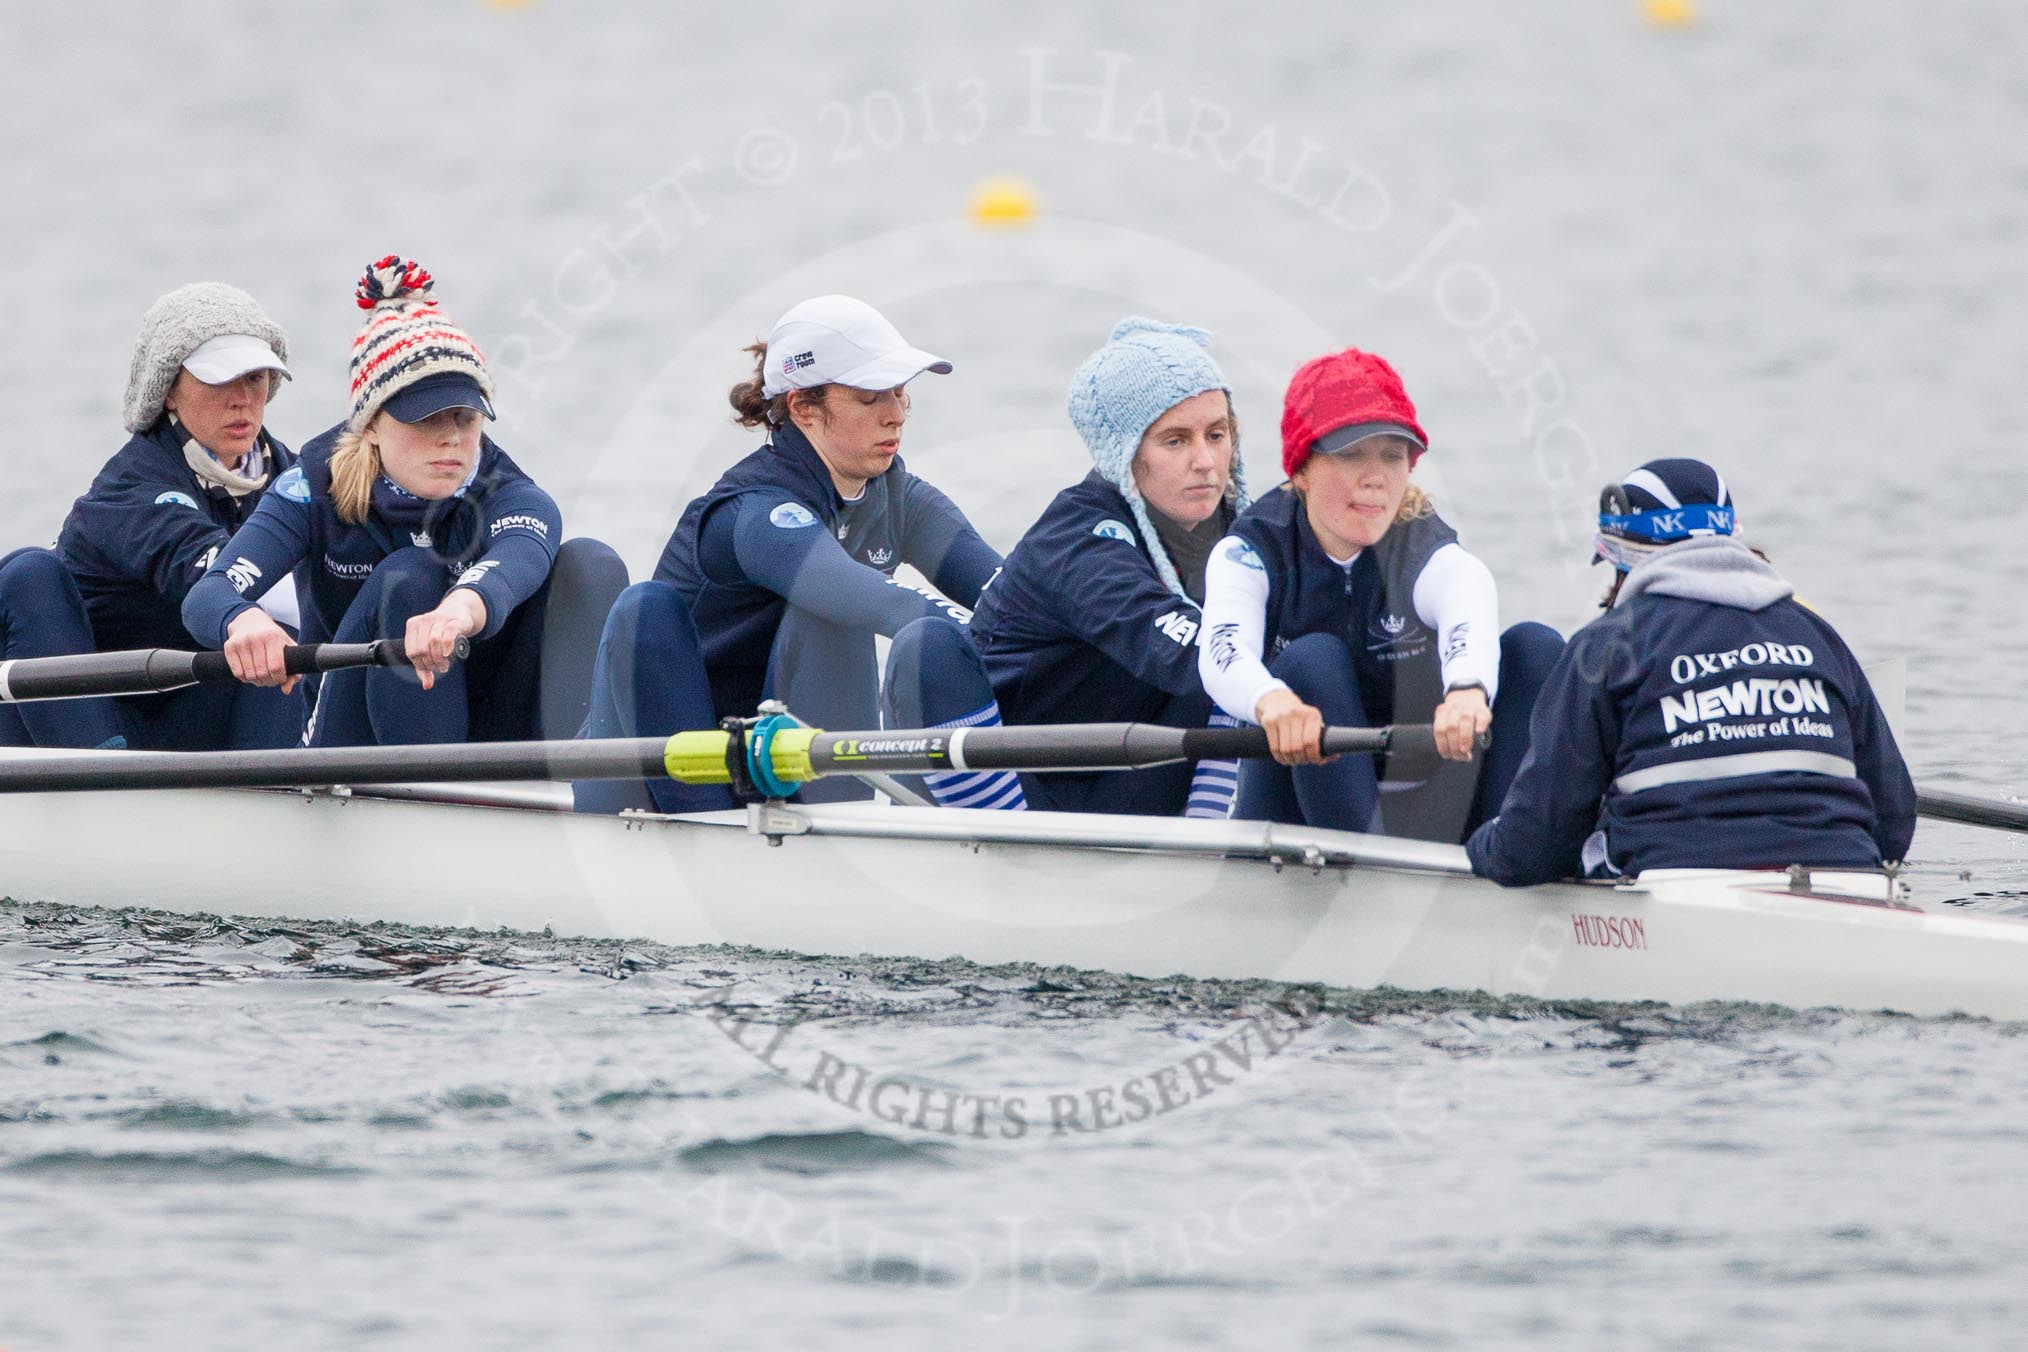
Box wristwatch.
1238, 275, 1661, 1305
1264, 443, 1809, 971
1444, 680, 1488, 700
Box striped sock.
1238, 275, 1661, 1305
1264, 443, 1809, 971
922, 701, 1028, 811
1184, 712, 1241, 819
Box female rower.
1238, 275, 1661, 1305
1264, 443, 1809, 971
0, 281, 303, 750
576, 294, 1011, 813
1467, 459, 1915, 884
1198, 347, 1563, 841
183, 257, 623, 746
946, 317, 1250, 817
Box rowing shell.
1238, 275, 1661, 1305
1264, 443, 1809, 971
0, 755, 2021, 1020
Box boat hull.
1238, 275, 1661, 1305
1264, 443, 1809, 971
3, 781, 2024, 1019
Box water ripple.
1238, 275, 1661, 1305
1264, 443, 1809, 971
678, 1129, 954, 1175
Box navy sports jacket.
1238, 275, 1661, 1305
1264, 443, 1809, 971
59, 417, 297, 650
654, 421, 1000, 717
182, 425, 559, 648
971, 472, 1212, 725
1466, 536, 1916, 884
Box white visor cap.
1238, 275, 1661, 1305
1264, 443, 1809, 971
759, 295, 952, 398
182, 333, 291, 385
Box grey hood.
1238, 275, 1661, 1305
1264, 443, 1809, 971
1617, 534, 1792, 611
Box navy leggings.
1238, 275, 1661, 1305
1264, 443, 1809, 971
123, 675, 305, 751
0, 546, 302, 750
1235, 621, 1564, 842
0, 547, 126, 749
574, 596, 986, 814
308, 538, 626, 749
573, 579, 732, 815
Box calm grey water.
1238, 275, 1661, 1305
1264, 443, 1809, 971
4, 1, 2028, 1346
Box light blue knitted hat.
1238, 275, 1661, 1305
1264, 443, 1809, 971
1065, 317, 1247, 599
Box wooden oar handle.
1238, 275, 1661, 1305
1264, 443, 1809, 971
188, 637, 471, 682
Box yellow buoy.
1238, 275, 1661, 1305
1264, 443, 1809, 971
968, 175, 1038, 228
1641, 0, 1700, 28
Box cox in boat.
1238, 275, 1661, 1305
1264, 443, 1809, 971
1467, 457, 1915, 884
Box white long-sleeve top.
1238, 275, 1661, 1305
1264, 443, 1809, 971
1197, 538, 1502, 724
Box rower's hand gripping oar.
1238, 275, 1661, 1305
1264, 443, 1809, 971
0, 638, 470, 704
0, 720, 1436, 795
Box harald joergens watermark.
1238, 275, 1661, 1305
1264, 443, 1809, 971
491, 45, 1602, 562
473, 45, 1606, 1314
698, 985, 1324, 1141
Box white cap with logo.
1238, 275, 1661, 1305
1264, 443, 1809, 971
182, 333, 292, 385
759, 295, 953, 397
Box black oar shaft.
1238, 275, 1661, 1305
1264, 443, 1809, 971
0, 639, 457, 703
0, 721, 1434, 796
803, 722, 1413, 776
1917, 787, 2028, 834
0, 736, 673, 793
0, 649, 208, 702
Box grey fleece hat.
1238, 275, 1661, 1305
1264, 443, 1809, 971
1066, 317, 1246, 600
122, 282, 290, 432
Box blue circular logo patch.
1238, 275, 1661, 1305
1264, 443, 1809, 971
272, 466, 312, 503
769, 502, 818, 529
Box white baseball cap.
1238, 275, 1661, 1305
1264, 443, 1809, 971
182, 333, 291, 385
759, 295, 952, 397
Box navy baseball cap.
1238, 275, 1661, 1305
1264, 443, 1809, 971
383, 371, 495, 424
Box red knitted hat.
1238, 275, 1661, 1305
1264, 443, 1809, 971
1280, 348, 1427, 479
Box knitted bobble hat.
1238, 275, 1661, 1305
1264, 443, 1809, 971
122, 283, 290, 433
1280, 348, 1427, 479
346, 256, 494, 434
1065, 317, 1246, 599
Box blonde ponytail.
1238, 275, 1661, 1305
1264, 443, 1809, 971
1398, 483, 1435, 522
330, 427, 380, 525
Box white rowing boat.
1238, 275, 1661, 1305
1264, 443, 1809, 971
3, 749, 2023, 1020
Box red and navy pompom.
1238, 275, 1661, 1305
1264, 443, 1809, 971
354, 255, 435, 311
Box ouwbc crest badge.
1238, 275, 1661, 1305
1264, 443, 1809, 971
1366, 611, 1428, 658
1224, 539, 1266, 570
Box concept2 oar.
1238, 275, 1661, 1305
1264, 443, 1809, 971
0, 638, 469, 704
0, 721, 1438, 795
